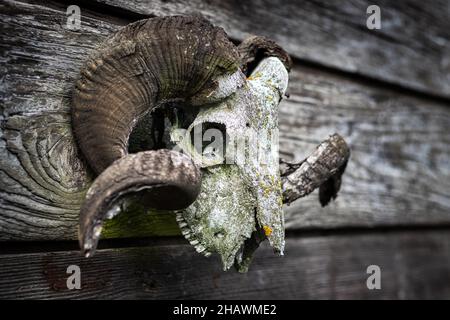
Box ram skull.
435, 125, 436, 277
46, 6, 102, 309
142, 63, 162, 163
72, 16, 350, 272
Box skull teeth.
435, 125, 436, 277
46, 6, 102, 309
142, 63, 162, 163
176, 212, 211, 257
195, 244, 205, 253
177, 215, 196, 241
178, 221, 188, 228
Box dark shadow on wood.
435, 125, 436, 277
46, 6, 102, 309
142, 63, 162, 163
1, 230, 449, 299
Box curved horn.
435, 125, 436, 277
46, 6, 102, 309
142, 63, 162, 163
72, 16, 240, 256
238, 36, 292, 76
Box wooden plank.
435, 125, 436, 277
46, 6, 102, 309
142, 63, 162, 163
281, 65, 450, 229
1, 0, 450, 240
1, 230, 450, 299
88, 0, 450, 98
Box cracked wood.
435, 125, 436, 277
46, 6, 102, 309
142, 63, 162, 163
1, 0, 450, 240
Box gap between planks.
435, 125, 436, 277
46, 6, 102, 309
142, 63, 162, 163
21, 0, 450, 104
2, 223, 450, 255
1, 0, 448, 240
1, 228, 450, 299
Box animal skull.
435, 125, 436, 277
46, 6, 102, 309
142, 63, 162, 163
72, 16, 350, 272
171, 57, 288, 271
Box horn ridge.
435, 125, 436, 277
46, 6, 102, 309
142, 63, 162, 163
72, 15, 239, 174
73, 16, 239, 256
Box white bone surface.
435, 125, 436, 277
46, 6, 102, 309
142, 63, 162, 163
172, 57, 289, 270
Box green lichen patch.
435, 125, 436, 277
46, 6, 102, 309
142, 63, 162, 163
178, 165, 257, 270
102, 203, 180, 238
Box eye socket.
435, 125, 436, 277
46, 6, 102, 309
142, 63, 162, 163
128, 104, 200, 154
189, 122, 228, 161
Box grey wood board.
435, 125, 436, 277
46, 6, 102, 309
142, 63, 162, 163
1, 0, 449, 240
0, 230, 449, 299
89, 0, 450, 98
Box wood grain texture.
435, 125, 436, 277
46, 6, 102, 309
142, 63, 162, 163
1, 230, 450, 299
1, 0, 450, 241
282, 65, 450, 229
90, 0, 450, 98
0, 0, 180, 240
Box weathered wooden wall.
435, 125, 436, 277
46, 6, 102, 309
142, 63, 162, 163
1, 0, 449, 299
2, 230, 450, 299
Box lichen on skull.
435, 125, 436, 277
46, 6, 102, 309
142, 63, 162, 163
173, 57, 289, 271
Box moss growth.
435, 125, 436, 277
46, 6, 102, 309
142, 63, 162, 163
101, 202, 180, 238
